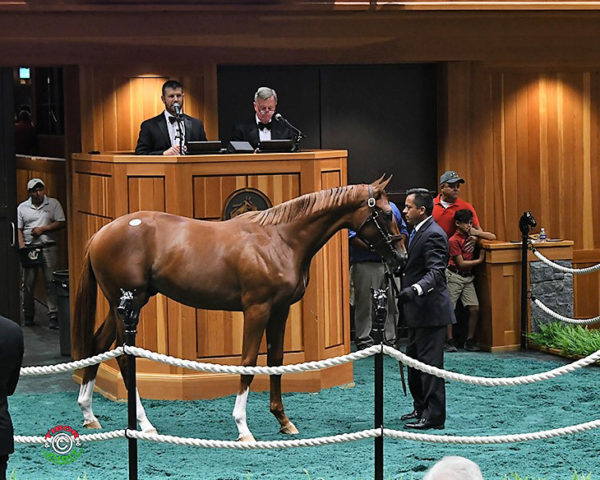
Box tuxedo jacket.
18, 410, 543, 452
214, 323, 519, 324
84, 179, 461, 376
135, 113, 207, 155
0, 316, 24, 456
401, 216, 456, 328
230, 118, 296, 149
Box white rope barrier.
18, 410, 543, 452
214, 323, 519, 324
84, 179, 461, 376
123, 344, 380, 375
531, 248, 600, 274
533, 298, 600, 325
14, 345, 600, 450
126, 418, 600, 448
15, 430, 126, 445
20, 347, 125, 376
127, 428, 380, 449
20, 342, 600, 386
383, 419, 600, 444
382, 345, 600, 385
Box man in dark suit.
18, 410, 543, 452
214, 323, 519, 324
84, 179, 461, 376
0, 316, 24, 479
397, 188, 456, 430
230, 86, 296, 149
135, 79, 207, 155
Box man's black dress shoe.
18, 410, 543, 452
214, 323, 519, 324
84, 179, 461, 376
404, 418, 444, 430
400, 410, 422, 421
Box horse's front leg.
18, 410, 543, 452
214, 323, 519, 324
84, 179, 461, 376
266, 307, 298, 435
233, 302, 271, 442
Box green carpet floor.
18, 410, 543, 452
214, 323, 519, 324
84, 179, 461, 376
7, 351, 600, 479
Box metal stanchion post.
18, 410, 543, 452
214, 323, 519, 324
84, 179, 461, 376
118, 289, 139, 480
371, 287, 387, 480
518, 212, 536, 351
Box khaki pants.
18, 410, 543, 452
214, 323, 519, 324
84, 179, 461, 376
22, 244, 59, 320
352, 262, 399, 349
445, 268, 479, 308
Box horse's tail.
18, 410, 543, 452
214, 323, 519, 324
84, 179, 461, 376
71, 242, 98, 361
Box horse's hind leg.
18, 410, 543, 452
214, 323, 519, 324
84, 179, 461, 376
266, 307, 298, 435
233, 302, 271, 442
78, 311, 117, 429
113, 308, 157, 434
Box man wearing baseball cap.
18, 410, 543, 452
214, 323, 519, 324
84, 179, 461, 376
17, 178, 66, 328
432, 170, 481, 238
432, 170, 494, 352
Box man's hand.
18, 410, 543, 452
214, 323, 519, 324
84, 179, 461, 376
464, 235, 477, 253
397, 286, 417, 304
163, 145, 181, 155
31, 226, 46, 237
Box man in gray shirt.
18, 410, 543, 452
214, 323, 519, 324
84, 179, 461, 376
17, 178, 65, 328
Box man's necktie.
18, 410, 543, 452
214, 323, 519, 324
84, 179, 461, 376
258, 122, 272, 131
408, 229, 416, 246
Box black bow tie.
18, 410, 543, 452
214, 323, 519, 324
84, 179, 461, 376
168, 116, 181, 124
257, 122, 272, 131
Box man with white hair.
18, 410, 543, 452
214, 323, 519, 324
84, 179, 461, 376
230, 86, 296, 149
423, 456, 484, 480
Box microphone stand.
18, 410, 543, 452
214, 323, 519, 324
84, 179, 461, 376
175, 114, 184, 155
275, 114, 305, 151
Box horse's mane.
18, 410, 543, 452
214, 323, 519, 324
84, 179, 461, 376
246, 184, 363, 226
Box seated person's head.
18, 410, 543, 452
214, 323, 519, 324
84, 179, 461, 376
454, 209, 474, 236
254, 86, 277, 125
423, 456, 483, 480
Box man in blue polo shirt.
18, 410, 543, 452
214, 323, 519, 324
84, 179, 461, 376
17, 178, 66, 328
349, 201, 408, 349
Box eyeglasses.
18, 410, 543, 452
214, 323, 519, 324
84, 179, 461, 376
257, 107, 275, 114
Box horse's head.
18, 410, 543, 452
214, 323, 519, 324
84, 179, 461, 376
353, 175, 407, 272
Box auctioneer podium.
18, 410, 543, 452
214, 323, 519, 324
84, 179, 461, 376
70, 150, 352, 400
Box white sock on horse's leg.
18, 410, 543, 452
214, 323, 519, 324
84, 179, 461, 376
78, 380, 102, 428
135, 389, 156, 433
233, 387, 254, 441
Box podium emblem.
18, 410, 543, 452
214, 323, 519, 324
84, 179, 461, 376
222, 187, 273, 220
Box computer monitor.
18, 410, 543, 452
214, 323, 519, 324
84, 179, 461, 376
257, 139, 295, 153
186, 141, 223, 155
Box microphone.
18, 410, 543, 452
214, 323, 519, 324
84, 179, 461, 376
173, 102, 182, 117
274, 113, 306, 139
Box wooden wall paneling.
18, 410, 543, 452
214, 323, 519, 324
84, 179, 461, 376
203, 64, 218, 141
102, 76, 118, 152
196, 310, 245, 358
581, 72, 593, 250
126, 174, 168, 353
246, 173, 304, 353
490, 69, 508, 240
320, 170, 345, 348
192, 175, 246, 220
115, 77, 133, 152
193, 172, 304, 358
127, 176, 166, 213
591, 74, 600, 250
562, 74, 583, 248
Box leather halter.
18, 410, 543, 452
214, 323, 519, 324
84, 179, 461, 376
355, 185, 405, 266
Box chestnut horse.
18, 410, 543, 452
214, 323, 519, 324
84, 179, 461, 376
72, 176, 405, 441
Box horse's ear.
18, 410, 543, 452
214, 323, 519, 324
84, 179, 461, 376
372, 174, 393, 195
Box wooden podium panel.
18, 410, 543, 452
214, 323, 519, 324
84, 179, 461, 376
70, 150, 351, 400
476, 240, 574, 352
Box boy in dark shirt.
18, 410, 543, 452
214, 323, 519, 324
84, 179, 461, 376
445, 209, 496, 352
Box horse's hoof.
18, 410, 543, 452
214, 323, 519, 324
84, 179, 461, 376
238, 434, 256, 442
83, 420, 102, 429
280, 423, 299, 435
